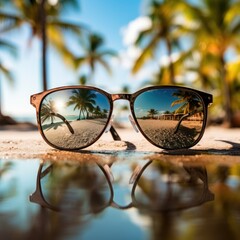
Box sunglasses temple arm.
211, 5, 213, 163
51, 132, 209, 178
110, 126, 121, 141
174, 107, 203, 134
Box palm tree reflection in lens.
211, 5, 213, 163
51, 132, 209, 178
40, 89, 111, 149
134, 88, 205, 149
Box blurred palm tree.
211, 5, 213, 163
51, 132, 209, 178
147, 108, 158, 119
181, 0, 240, 126
0, 0, 84, 91
75, 33, 116, 84
78, 74, 88, 85
132, 0, 184, 84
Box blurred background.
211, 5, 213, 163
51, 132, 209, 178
0, 0, 240, 128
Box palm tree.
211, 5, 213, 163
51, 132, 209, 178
132, 0, 183, 84
41, 99, 56, 124
94, 105, 102, 118
171, 90, 200, 114
147, 108, 158, 119
75, 33, 116, 83
0, 0, 84, 91
41, 99, 74, 133
67, 89, 96, 120
182, 0, 240, 126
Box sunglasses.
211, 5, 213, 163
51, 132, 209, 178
30, 85, 212, 150
29, 160, 214, 213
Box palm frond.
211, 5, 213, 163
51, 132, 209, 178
171, 98, 186, 107
0, 64, 14, 84
132, 34, 158, 74
0, 11, 22, 33
75, 56, 87, 68
231, 22, 240, 34
47, 27, 75, 67
97, 58, 112, 74
56, 0, 80, 12
135, 28, 152, 45
0, 39, 17, 57
224, 2, 240, 25
48, 19, 87, 35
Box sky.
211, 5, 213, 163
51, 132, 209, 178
1, 0, 153, 119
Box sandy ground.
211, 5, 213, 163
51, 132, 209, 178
0, 125, 239, 164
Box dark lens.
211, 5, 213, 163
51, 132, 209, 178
41, 162, 112, 214
39, 88, 111, 149
133, 162, 212, 211
133, 88, 205, 149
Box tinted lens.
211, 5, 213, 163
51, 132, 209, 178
39, 88, 111, 149
133, 162, 212, 211
40, 162, 112, 214
133, 88, 205, 149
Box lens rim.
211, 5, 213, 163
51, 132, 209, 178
130, 161, 214, 211
130, 85, 212, 150
30, 162, 114, 213
32, 86, 113, 150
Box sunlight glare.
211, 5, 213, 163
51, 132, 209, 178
48, 0, 58, 6
54, 100, 65, 112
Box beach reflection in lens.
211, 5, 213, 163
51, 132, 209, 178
40, 88, 111, 149
40, 162, 112, 214
132, 161, 212, 211
133, 88, 205, 149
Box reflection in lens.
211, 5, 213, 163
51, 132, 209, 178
133, 88, 205, 149
133, 162, 211, 211
41, 163, 111, 214
40, 88, 111, 149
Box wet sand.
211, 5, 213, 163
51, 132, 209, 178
0, 126, 240, 164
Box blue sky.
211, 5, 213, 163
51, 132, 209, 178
1, 0, 151, 118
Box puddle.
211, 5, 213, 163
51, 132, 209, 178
1, 154, 240, 239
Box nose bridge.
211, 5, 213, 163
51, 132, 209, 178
111, 94, 132, 101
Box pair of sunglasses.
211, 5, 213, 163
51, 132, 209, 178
30, 85, 212, 150
29, 160, 214, 213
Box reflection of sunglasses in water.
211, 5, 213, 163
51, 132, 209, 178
29, 160, 214, 214
31, 85, 212, 150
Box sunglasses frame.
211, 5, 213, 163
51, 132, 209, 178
30, 160, 214, 213
31, 85, 213, 150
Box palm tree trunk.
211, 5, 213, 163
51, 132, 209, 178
220, 55, 233, 127
40, 0, 48, 91
166, 38, 175, 85
78, 109, 82, 120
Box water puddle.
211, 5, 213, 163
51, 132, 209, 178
1, 153, 240, 239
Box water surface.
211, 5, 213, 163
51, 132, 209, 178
1, 154, 240, 240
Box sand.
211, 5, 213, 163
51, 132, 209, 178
42, 119, 108, 149
137, 119, 202, 149
0, 125, 240, 164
